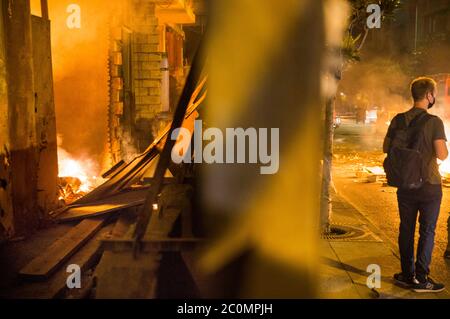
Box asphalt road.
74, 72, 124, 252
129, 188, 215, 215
333, 119, 450, 288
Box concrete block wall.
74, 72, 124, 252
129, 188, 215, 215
108, 26, 124, 164
130, 1, 162, 152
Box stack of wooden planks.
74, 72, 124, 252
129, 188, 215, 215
11, 77, 207, 299
12, 183, 197, 299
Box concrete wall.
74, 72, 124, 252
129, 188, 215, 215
3, 0, 40, 237
31, 15, 59, 216
0, 2, 58, 238
0, 1, 13, 238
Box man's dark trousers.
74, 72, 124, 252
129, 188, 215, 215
397, 183, 442, 282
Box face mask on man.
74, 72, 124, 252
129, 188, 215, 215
427, 93, 436, 109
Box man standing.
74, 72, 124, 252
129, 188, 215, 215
383, 77, 448, 293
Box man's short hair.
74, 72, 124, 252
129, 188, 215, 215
410, 77, 437, 102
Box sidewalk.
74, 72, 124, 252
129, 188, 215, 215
319, 192, 450, 299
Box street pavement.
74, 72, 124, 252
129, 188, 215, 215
320, 191, 449, 298
320, 119, 450, 299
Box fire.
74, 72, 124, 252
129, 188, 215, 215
57, 145, 102, 203
58, 155, 91, 192
438, 159, 450, 178
438, 123, 450, 178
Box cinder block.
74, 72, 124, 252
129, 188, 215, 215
111, 41, 121, 52
135, 109, 156, 120
134, 79, 161, 88
135, 96, 147, 104
132, 43, 158, 53
133, 33, 160, 45
142, 44, 158, 52
148, 35, 160, 44
113, 52, 122, 65
110, 90, 121, 103
110, 65, 121, 77
135, 87, 149, 96
133, 53, 161, 62
135, 17, 158, 27
150, 70, 162, 79
112, 78, 123, 89
114, 102, 124, 115
149, 87, 161, 96
141, 79, 161, 88
133, 80, 142, 88
140, 61, 161, 70
148, 96, 161, 104
133, 53, 150, 62
136, 96, 160, 105
136, 70, 152, 79
111, 116, 120, 128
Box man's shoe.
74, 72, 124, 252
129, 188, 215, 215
394, 273, 419, 288
412, 277, 445, 293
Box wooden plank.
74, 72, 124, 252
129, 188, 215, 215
101, 238, 201, 253
57, 202, 144, 222
94, 212, 138, 299
10, 223, 113, 299
110, 211, 137, 238
95, 184, 192, 298
56, 188, 148, 222
95, 208, 182, 298
19, 217, 108, 279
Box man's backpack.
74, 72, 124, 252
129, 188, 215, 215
383, 112, 433, 190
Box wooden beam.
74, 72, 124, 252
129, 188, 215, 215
9, 223, 113, 299
55, 188, 148, 222
19, 217, 108, 279
40, 0, 49, 20
95, 208, 183, 298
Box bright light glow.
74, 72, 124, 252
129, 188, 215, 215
438, 123, 450, 178
364, 166, 385, 175
439, 159, 450, 177
57, 145, 103, 196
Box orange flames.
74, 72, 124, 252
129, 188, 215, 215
58, 149, 94, 193
438, 123, 450, 178
57, 136, 104, 203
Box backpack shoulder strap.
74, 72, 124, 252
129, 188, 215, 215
387, 113, 406, 146
410, 112, 433, 130
407, 113, 433, 149
397, 113, 407, 129
408, 111, 430, 129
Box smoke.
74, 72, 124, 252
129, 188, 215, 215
339, 57, 411, 114
31, 0, 124, 175
120, 131, 139, 163
336, 55, 413, 149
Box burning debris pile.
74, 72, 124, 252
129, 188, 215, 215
439, 160, 450, 188
353, 160, 450, 187
58, 176, 85, 204
57, 137, 103, 205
